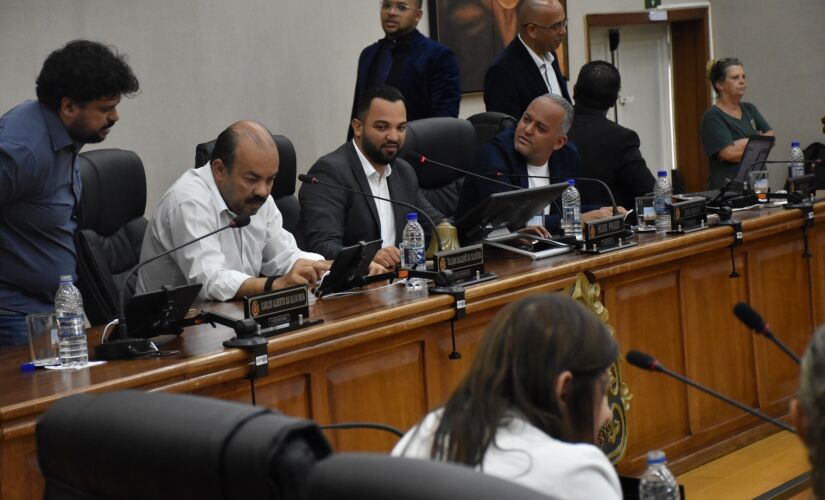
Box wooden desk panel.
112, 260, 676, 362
1, 203, 823, 498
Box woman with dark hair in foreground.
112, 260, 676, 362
392, 293, 622, 499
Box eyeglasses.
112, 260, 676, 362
380, 1, 415, 13
523, 18, 568, 32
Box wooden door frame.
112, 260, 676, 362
585, 8, 711, 192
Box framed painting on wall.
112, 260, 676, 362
428, 0, 568, 94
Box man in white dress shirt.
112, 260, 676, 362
137, 121, 329, 301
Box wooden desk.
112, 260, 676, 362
1, 202, 822, 499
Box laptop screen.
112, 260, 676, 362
735, 135, 775, 180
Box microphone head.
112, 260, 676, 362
230, 214, 251, 228
733, 302, 766, 332
297, 174, 314, 183
415, 153, 427, 165
626, 350, 660, 371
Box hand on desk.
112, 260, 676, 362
368, 261, 391, 276
582, 206, 626, 223
372, 246, 401, 270
275, 259, 331, 288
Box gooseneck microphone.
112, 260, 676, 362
298, 174, 443, 252
626, 349, 795, 433
414, 153, 522, 191
98, 214, 252, 360
733, 302, 801, 364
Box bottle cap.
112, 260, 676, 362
406, 212, 418, 221
657, 170, 668, 177
59, 275, 72, 283
646, 450, 667, 464
566, 179, 575, 186
792, 141, 800, 148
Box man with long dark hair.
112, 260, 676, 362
0, 40, 139, 345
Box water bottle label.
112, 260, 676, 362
403, 246, 425, 270
654, 196, 671, 216
57, 315, 83, 337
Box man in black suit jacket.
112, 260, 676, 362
483, 0, 570, 121
566, 61, 654, 211
301, 85, 445, 274
349, 0, 460, 139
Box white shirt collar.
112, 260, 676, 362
352, 140, 393, 181
518, 33, 555, 70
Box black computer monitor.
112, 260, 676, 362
125, 283, 202, 338
456, 183, 569, 242
735, 135, 775, 180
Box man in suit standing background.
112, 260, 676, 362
566, 61, 654, 211
302, 85, 445, 275
349, 0, 461, 139
483, 0, 570, 121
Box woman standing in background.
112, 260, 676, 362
700, 58, 774, 189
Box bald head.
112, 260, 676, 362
211, 120, 279, 217
518, 0, 567, 55
211, 120, 277, 172
514, 94, 571, 165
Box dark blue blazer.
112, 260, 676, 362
483, 37, 570, 121
350, 30, 460, 129
456, 127, 582, 232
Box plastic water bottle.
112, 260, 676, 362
654, 170, 672, 234
401, 213, 427, 291
639, 450, 679, 500
561, 179, 581, 239
55, 275, 88, 367
789, 141, 805, 178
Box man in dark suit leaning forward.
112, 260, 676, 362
483, 0, 570, 121
300, 85, 445, 275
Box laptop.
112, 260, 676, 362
734, 134, 775, 181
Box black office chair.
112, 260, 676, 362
467, 111, 517, 144
36, 390, 332, 500
76, 149, 148, 326
804, 142, 825, 188
194, 134, 301, 235
305, 452, 555, 500
400, 117, 478, 219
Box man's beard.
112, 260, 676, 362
361, 134, 400, 165
67, 122, 114, 144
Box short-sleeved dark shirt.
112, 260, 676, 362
700, 102, 772, 189
0, 101, 81, 314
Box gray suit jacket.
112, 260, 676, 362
298, 142, 444, 259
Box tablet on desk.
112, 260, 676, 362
314, 239, 382, 298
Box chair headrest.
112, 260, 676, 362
306, 452, 555, 500
400, 117, 477, 189
36, 391, 331, 500
194, 134, 297, 197
79, 149, 146, 236
466, 111, 518, 145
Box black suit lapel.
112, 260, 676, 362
345, 143, 382, 236
513, 40, 550, 97
386, 167, 410, 246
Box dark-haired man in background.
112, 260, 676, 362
349, 0, 461, 139
567, 61, 654, 211
301, 85, 445, 274
0, 40, 139, 345
137, 121, 328, 301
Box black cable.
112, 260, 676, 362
320, 422, 403, 438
